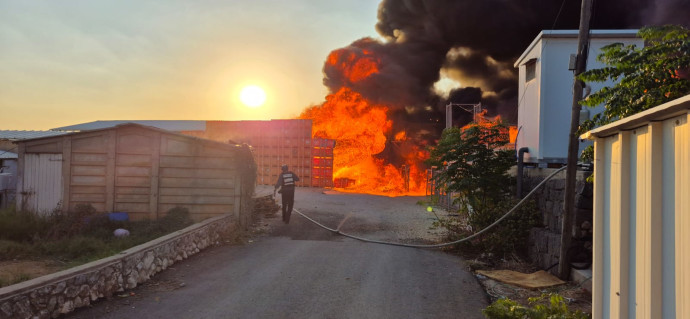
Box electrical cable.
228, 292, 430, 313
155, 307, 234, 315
294, 165, 568, 249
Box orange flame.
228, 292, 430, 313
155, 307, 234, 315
300, 87, 428, 196
461, 110, 516, 149
394, 131, 407, 141
326, 48, 380, 83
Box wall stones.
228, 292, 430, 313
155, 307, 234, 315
0, 214, 239, 319
522, 169, 593, 274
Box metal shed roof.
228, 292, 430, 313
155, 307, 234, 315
0, 130, 68, 140
19, 123, 244, 151
52, 120, 207, 132
582, 94, 690, 139
0, 150, 18, 159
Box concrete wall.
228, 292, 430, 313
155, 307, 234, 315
0, 214, 239, 319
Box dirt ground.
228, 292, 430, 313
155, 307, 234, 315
0, 260, 66, 287
465, 256, 592, 314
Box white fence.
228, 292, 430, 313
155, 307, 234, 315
583, 95, 690, 319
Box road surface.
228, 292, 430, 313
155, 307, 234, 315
69, 187, 488, 319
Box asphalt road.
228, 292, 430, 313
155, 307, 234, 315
68, 187, 489, 319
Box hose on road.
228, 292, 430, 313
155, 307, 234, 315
294, 166, 568, 249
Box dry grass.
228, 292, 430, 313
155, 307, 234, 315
0, 260, 65, 287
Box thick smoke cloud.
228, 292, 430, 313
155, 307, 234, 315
323, 0, 690, 129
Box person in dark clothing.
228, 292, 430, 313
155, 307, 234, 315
275, 164, 299, 224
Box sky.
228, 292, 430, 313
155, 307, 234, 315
0, 0, 381, 130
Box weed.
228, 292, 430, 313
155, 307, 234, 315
0, 239, 34, 259
483, 293, 590, 319
0, 205, 196, 267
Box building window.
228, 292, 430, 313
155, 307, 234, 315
525, 59, 536, 82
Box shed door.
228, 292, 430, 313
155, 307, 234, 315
23, 153, 63, 214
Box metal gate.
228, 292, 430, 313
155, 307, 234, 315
22, 153, 63, 214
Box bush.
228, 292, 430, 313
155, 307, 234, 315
427, 122, 538, 255
0, 205, 196, 263
483, 294, 590, 319
0, 239, 34, 260
46, 204, 100, 240
0, 208, 52, 242
159, 206, 194, 232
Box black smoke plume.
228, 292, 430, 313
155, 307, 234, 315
323, 0, 690, 130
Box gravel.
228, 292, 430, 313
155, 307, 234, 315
257, 185, 449, 245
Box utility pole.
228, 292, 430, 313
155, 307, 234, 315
559, 0, 593, 280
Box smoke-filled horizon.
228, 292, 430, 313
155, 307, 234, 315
323, 0, 690, 129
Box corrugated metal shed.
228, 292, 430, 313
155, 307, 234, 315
52, 120, 206, 132
582, 94, 690, 319
0, 130, 68, 140
15, 123, 255, 222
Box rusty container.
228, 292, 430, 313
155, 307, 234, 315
199, 119, 313, 187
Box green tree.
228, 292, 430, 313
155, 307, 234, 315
428, 123, 514, 212
578, 25, 690, 159
427, 122, 538, 254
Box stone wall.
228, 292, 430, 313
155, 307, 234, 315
0, 214, 238, 319
522, 168, 593, 274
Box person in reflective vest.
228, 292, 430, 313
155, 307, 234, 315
275, 164, 300, 223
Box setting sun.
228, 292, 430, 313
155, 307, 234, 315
239, 85, 267, 108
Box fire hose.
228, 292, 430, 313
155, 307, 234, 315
293, 165, 568, 249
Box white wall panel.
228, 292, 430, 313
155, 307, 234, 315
591, 109, 690, 319
675, 114, 689, 319
23, 153, 63, 215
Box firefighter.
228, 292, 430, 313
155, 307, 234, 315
275, 164, 300, 223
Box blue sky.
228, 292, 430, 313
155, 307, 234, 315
0, 0, 381, 129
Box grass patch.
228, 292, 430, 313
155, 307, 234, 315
0, 205, 194, 286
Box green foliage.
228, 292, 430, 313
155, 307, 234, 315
427, 123, 515, 206
159, 206, 194, 232
0, 209, 52, 242
427, 122, 539, 255
483, 293, 590, 319
578, 25, 690, 160
0, 205, 194, 263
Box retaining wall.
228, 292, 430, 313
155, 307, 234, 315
0, 214, 238, 319
522, 168, 593, 274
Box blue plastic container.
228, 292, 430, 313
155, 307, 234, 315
108, 212, 130, 222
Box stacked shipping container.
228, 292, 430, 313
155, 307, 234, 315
195, 120, 334, 187
312, 138, 334, 187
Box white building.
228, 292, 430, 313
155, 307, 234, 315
514, 30, 644, 165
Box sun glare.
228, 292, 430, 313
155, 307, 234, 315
239, 85, 267, 108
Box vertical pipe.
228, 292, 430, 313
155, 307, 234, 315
517, 147, 529, 198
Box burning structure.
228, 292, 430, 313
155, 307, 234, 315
298, 0, 690, 196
